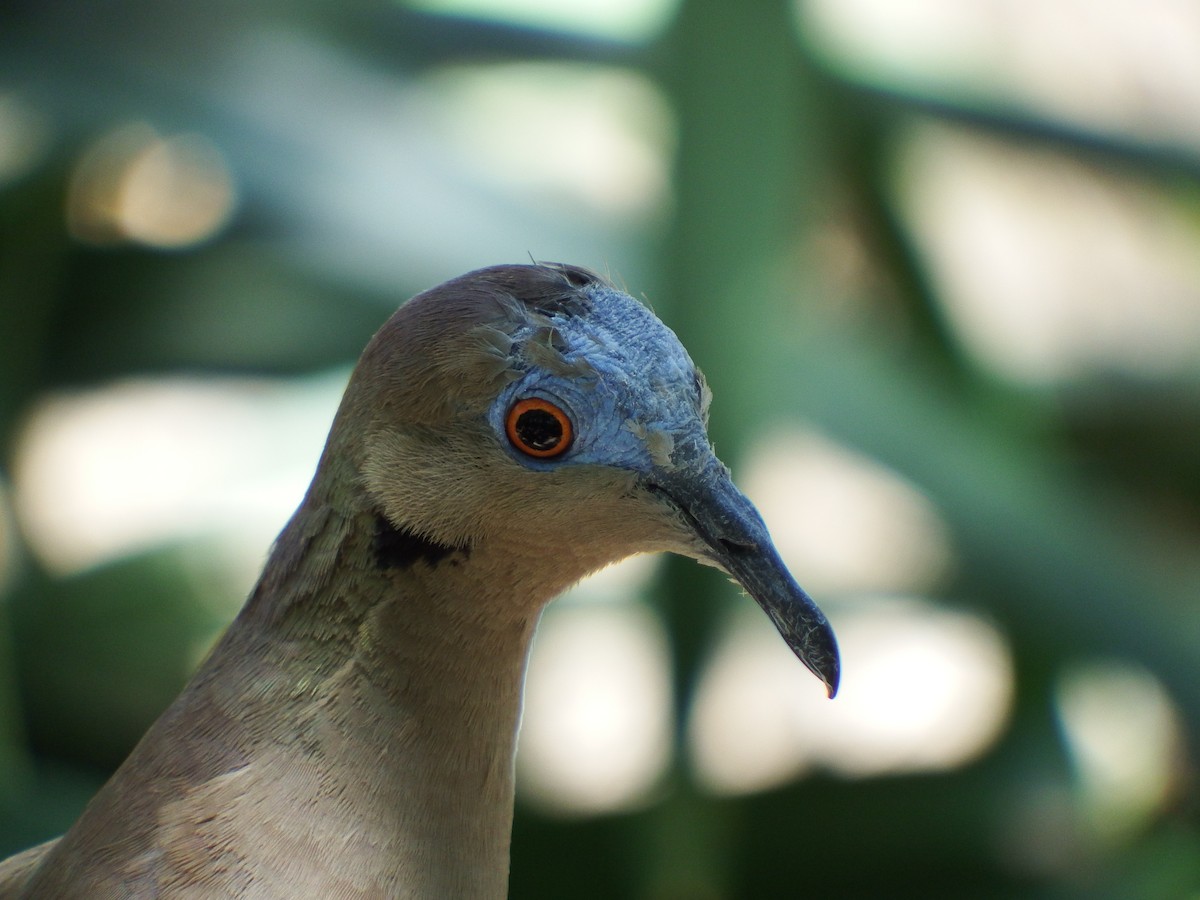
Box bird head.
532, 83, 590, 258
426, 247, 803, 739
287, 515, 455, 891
334, 263, 838, 697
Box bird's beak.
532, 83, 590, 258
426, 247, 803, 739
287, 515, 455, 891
647, 462, 840, 698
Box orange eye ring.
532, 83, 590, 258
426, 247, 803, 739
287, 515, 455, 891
506, 397, 573, 459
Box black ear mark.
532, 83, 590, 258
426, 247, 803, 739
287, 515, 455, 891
373, 511, 470, 570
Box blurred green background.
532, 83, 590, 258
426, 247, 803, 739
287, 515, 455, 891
1, 0, 1198, 897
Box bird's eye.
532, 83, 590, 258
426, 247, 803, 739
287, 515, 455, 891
505, 398, 573, 459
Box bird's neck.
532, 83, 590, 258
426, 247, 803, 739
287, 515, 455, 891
35, 486, 576, 896
221, 494, 553, 897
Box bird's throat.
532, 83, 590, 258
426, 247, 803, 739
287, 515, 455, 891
244, 500, 542, 896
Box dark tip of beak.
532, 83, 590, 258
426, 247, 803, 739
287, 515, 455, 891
648, 470, 841, 698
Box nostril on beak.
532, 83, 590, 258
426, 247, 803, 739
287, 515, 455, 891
717, 536, 755, 556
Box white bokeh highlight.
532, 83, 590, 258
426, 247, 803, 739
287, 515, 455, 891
12, 376, 344, 583
1057, 659, 1186, 841
690, 596, 1014, 794
895, 126, 1200, 384
741, 428, 953, 597
518, 579, 673, 815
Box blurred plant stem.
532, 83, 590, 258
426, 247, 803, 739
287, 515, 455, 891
647, 0, 825, 895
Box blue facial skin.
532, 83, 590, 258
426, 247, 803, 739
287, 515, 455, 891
485, 275, 842, 698
488, 283, 709, 477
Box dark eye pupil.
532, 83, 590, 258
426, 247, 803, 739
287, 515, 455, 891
515, 409, 563, 451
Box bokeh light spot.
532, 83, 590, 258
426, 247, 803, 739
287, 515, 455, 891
742, 428, 953, 597
1057, 659, 1187, 842
518, 588, 671, 815
68, 123, 237, 249
690, 596, 1013, 794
